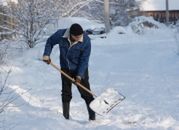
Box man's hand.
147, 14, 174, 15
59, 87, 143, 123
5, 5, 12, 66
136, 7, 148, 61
43, 56, 51, 64
75, 76, 81, 84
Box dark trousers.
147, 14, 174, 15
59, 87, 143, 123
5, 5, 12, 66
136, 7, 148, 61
61, 68, 94, 104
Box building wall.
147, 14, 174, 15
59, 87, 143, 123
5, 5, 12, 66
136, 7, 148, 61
140, 10, 179, 24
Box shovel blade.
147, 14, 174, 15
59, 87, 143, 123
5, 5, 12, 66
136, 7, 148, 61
89, 88, 125, 115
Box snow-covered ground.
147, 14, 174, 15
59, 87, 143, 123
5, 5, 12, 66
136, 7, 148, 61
0, 17, 179, 130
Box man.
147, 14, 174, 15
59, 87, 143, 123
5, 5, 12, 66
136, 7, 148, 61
43, 23, 95, 120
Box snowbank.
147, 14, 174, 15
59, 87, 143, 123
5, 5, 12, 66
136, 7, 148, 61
0, 17, 179, 130
129, 16, 166, 34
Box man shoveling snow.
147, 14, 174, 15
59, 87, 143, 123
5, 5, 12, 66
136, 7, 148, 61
42, 23, 125, 121
42, 23, 96, 120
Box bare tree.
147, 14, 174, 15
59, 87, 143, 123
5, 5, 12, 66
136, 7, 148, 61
0, 70, 12, 114
76, 1, 104, 21
8, 0, 58, 48
7, 0, 96, 48
0, 40, 8, 65
0, 4, 16, 41
75, 0, 139, 26
0, 43, 19, 128
0, 69, 19, 130
53, 0, 94, 17
110, 0, 139, 26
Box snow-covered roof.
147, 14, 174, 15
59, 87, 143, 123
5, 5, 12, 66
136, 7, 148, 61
140, 0, 179, 11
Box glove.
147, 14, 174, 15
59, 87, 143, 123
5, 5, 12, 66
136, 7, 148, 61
75, 76, 81, 84
43, 55, 51, 64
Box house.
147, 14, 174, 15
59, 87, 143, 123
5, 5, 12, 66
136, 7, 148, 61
139, 0, 179, 24
0, 4, 16, 40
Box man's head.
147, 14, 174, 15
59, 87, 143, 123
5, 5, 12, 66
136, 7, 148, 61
70, 23, 83, 42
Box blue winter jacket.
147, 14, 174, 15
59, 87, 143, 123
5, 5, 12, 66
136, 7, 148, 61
43, 29, 91, 78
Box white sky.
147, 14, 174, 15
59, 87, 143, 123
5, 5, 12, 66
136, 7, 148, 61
0, 0, 18, 5
140, 0, 179, 11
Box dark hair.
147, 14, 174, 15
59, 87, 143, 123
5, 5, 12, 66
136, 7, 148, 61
70, 23, 83, 36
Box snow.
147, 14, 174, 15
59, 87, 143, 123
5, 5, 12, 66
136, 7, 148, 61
140, 0, 179, 11
0, 17, 179, 130
90, 88, 125, 115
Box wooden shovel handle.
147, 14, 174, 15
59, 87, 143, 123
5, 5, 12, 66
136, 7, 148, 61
50, 62, 97, 98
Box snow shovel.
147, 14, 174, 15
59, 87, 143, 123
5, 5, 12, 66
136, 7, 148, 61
49, 61, 125, 115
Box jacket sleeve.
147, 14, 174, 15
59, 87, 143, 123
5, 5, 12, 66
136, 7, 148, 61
77, 37, 91, 78
43, 30, 62, 56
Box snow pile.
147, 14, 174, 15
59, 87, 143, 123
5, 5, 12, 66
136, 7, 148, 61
129, 16, 166, 34
90, 88, 125, 115
0, 17, 179, 130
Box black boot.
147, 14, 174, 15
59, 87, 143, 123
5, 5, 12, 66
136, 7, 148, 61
86, 102, 96, 121
62, 102, 70, 119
